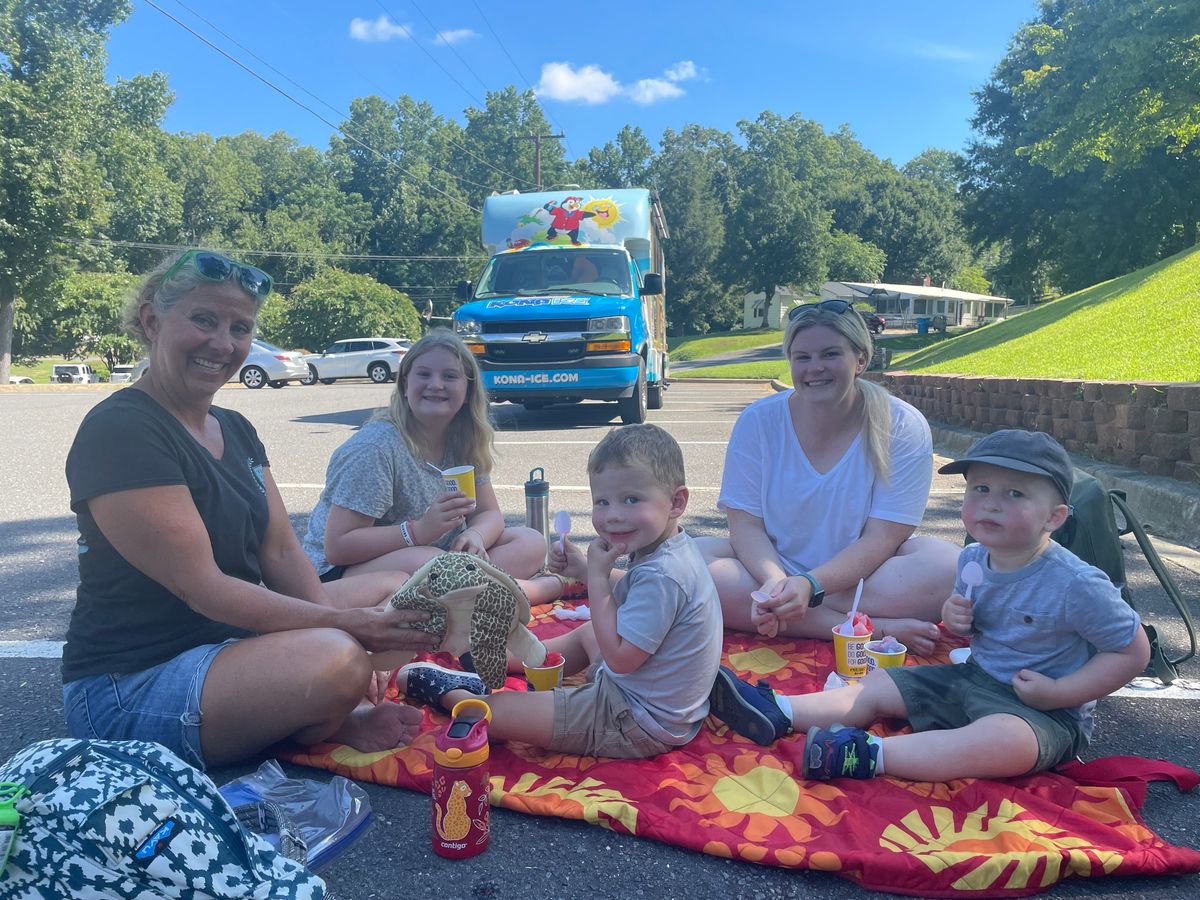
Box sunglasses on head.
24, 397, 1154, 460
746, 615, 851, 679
162, 250, 274, 299
787, 299, 855, 321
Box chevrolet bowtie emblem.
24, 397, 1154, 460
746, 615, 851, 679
522, 331, 549, 343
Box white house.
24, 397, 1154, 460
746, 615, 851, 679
820, 281, 1012, 328
740, 285, 805, 329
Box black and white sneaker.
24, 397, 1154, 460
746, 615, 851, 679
399, 662, 488, 708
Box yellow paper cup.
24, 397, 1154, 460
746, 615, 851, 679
441, 465, 476, 500
523, 657, 564, 691
865, 640, 908, 673
831, 626, 873, 678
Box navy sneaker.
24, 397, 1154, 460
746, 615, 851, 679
708, 666, 792, 746
400, 662, 488, 708
803, 724, 879, 780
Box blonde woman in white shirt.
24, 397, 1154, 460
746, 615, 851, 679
696, 302, 958, 655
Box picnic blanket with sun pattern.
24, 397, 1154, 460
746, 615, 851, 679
281, 601, 1200, 897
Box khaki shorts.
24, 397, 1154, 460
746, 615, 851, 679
548, 670, 673, 759
887, 659, 1088, 774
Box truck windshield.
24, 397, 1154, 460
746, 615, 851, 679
475, 249, 632, 298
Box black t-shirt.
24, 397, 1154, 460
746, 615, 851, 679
63, 390, 268, 682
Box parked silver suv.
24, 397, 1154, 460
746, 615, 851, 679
301, 338, 411, 385
51, 364, 101, 384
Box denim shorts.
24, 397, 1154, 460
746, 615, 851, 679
62, 639, 239, 771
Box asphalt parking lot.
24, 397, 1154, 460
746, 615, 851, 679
2, 380, 1198, 898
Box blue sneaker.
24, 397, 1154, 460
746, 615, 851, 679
400, 662, 488, 708
803, 724, 879, 780
708, 666, 792, 746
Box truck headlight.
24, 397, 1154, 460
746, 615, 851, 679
454, 318, 482, 335
587, 316, 629, 333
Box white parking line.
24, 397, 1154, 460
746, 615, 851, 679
0, 641, 63, 658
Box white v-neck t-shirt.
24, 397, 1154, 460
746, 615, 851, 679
718, 390, 933, 575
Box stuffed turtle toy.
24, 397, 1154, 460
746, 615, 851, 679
371, 552, 547, 689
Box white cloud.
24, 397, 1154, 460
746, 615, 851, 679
349, 15, 413, 42
664, 60, 699, 82
434, 28, 478, 46
628, 78, 684, 105
535, 62, 623, 104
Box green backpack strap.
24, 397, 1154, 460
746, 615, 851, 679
1109, 491, 1196, 685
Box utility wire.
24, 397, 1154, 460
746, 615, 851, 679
169, 0, 533, 191
469, 0, 576, 160
406, 0, 491, 94
73, 236, 484, 262
372, 0, 481, 107
142, 0, 479, 213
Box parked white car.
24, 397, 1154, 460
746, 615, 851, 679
108, 364, 136, 384
125, 340, 308, 389
51, 364, 101, 384
8, 375, 35, 385
238, 340, 309, 389
301, 337, 411, 385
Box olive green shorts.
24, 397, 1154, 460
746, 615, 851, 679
887, 659, 1088, 774
548, 671, 674, 759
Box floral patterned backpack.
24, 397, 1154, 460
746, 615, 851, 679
0, 739, 327, 899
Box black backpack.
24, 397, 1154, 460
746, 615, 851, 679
967, 470, 1195, 684
1052, 471, 1196, 684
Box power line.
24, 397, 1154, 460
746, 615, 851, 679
169, 0, 534, 192
72, 236, 484, 262
142, 0, 479, 214
469, 0, 575, 160
406, 0, 491, 94
373, 0, 482, 107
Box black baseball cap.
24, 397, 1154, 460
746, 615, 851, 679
938, 429, 1073, 504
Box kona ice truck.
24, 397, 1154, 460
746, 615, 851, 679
453, 188, 669, 424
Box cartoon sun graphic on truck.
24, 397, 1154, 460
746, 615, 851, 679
504, 196, 624, 249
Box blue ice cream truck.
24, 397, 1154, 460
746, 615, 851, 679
453, 188, 669, 423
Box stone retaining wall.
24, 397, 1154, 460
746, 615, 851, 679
866, 373, 1200, 485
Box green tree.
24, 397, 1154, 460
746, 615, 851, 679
279, 268, 421, 352
0, 0, 131, 383
825, 231, 886, 283
575, 125, 654, 189
29, 270, 138, 359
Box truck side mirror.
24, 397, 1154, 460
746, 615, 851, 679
455, 280, 473, 301
641, 273, 663, 295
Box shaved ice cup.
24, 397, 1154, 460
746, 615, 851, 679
524, 652, 565, 691
831, 625, 873, 678
865, 639, 907, 673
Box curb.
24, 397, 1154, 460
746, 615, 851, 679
930, 422, 1200, 555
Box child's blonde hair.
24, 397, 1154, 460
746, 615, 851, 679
374, 328, 495, 476
783, 306, 892, 483
587, 424, 685, 492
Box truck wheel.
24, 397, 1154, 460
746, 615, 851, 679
647, 374, 664, 410
618, 362, 648, 425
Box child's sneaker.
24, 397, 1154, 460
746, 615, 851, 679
803, 724, 879, 780
708, 666, 792, 746
400, 662, 488, 708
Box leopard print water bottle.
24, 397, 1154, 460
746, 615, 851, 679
431, 698, 492, 859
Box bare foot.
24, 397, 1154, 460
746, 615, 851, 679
328, 701, 422, 752
873, 617, 941, 656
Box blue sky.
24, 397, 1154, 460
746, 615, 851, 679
109, 1, 1039, 172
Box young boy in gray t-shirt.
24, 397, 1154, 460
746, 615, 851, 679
708, 429, 1150, 782
395, 424, 725, 758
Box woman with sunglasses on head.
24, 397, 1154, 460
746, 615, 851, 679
302, 328, 570, 602
695, 300, 959, 655
61, 249, 437, 770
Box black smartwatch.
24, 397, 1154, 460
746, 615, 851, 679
798, 572, 825, 607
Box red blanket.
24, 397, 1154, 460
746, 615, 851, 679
282, 603, 1200, 896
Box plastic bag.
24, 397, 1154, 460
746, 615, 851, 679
219, 759, 373, 873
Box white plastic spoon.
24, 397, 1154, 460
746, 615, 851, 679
553, 510, 571, 556
840, 578, 865, 636
961, 560, 984, 601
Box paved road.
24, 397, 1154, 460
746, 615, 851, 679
2, 381, 1199, 898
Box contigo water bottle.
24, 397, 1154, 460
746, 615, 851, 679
524, 466, 551, 563
431, 699, 492, 859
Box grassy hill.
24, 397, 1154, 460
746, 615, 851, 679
898, 244, 1200, 381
